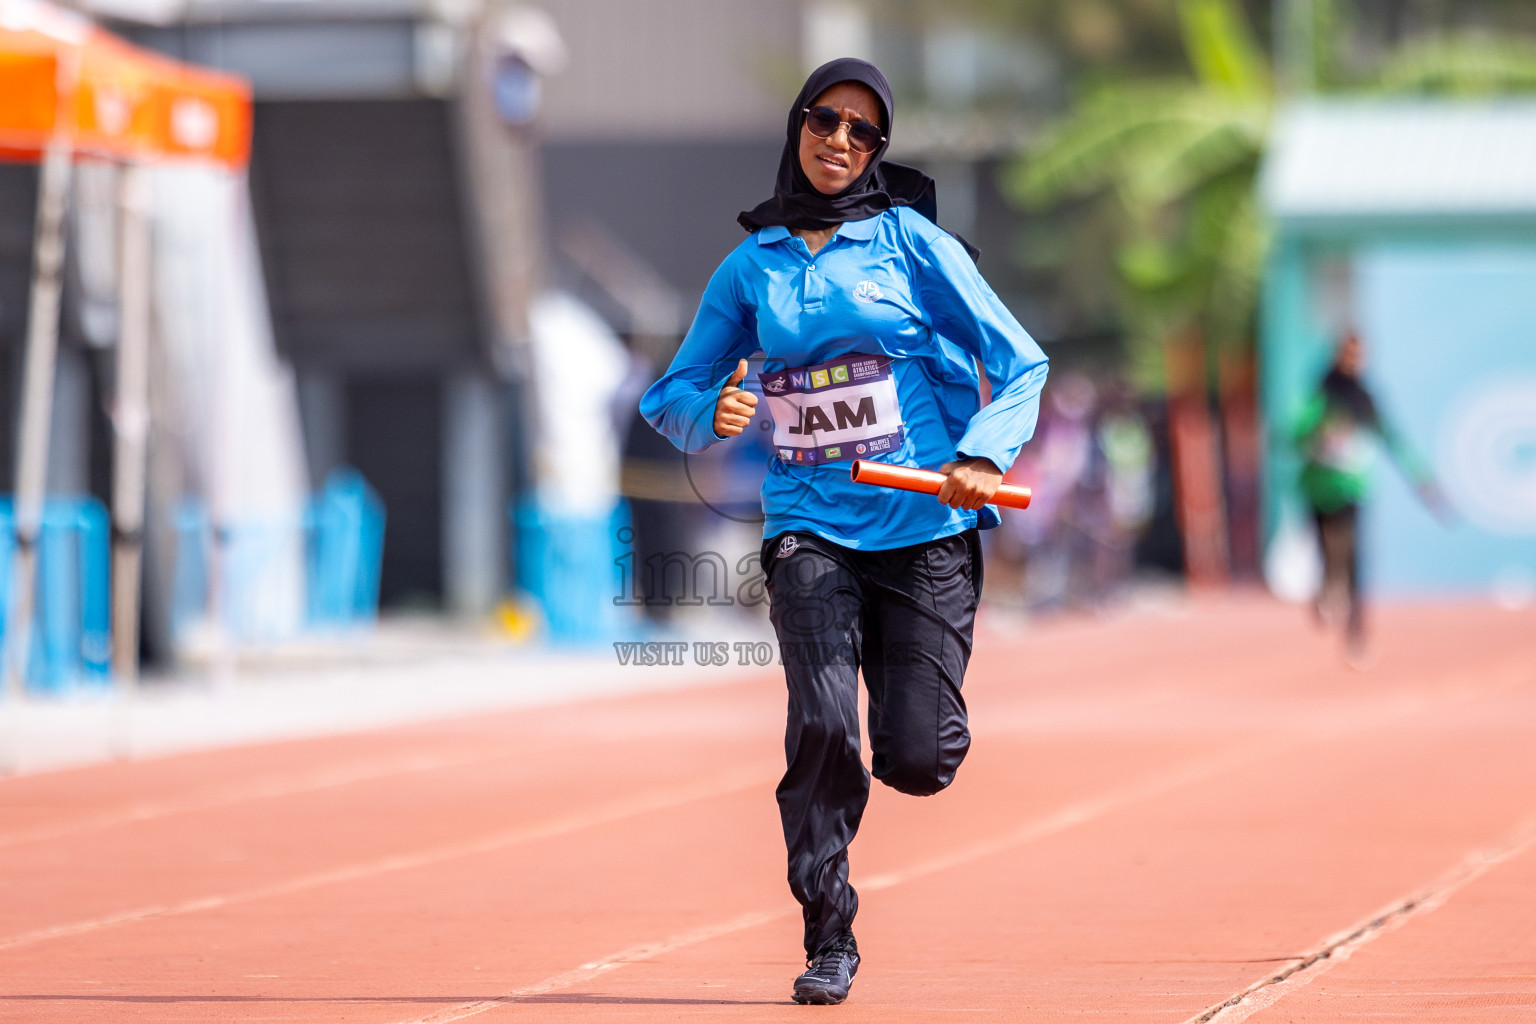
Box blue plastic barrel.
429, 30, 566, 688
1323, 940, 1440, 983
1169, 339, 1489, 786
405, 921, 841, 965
305, 468, 386, 628
0, 496, 113, 695
512, 498, 631, 644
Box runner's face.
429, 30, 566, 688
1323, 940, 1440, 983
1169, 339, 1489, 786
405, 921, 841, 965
798, 82, 883, 195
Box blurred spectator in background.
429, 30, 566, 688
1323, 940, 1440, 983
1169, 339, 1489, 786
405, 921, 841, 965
1024, 374, 1095, 610
991, 372, 1154, 614
1093, 380, 1156, 597
1295, 332, 1448, 663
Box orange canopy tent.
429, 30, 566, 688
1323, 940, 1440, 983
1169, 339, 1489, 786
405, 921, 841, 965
1, 0, 253, 699
0, 0, 249, 167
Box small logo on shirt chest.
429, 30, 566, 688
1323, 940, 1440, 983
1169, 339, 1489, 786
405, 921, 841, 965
852, 280, 883, 303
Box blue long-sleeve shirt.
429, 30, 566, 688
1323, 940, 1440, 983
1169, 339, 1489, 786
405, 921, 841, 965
640, 206, 1049, 550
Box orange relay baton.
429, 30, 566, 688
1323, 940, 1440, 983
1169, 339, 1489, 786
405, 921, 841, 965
849, 460, 1032, 510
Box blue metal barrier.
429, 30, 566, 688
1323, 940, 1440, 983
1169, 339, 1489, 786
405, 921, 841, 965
170, 499, 210, 642
170, 469, 385, 642
0, 497, 112, 695
512, 498, 630, 644
173, 502, 301, 642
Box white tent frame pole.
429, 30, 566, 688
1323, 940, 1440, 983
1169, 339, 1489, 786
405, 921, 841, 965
3, 138, 73, 705
110, 161, 151, 688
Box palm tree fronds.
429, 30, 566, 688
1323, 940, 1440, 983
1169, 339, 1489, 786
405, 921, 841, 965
1007, 84, 1261, 208
1177, 0, 1269, 97
1120, 103, 1266, 209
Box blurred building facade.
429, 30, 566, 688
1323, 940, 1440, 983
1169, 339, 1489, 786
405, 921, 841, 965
120, 0, 521, 615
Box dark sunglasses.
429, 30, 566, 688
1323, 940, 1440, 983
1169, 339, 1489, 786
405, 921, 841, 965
802, 106, 885, 153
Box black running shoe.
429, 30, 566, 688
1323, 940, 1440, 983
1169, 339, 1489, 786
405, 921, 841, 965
792, 933, 859, 1005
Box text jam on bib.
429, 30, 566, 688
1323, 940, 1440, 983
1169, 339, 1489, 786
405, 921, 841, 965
758, 354, 905, 465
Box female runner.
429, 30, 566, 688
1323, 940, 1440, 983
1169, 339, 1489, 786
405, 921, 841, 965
640, 58, 1049, 1005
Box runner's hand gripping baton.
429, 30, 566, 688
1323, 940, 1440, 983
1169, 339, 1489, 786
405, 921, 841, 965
849, 460, 1033, 510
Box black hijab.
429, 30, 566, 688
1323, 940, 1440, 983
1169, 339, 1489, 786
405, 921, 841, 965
738, 58, 978, 260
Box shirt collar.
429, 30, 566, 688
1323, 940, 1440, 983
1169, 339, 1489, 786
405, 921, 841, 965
754, 212, 884, 248
835, 213, 882, 241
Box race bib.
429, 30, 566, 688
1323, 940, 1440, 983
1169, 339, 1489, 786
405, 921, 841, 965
1315, 418, 1375, 475
758, 354, 904, 465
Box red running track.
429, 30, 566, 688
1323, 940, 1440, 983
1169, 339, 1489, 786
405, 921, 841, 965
2, 597, 1534, 1022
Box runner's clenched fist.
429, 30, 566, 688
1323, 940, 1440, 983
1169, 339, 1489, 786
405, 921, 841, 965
937, 457, 1004, 511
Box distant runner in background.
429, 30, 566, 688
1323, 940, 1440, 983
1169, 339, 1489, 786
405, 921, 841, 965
1295, 332, 1446, 664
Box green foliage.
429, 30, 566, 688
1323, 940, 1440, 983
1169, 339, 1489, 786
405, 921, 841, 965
1179, 0, 1269, 96
1006, 0, 1269, 392
1373, 35, 1536, 95
1004, 0, 1536, 394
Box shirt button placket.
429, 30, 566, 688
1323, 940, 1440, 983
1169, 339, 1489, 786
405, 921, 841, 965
803, 261, 825, 309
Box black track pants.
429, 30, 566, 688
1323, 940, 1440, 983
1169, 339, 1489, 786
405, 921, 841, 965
763, 529, 981, 956
1314, 504, 1363, 641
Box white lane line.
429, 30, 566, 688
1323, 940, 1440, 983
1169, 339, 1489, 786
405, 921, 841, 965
0, 748, 532, 850
862, 740, 1286, 891
1187, 812, 1536, 1024
5, 647, 1517, 849
402, 908, 799, 1024
389, 739, 1292, 1024
390, 661, 1536, 1024
0, 764, 777, 954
